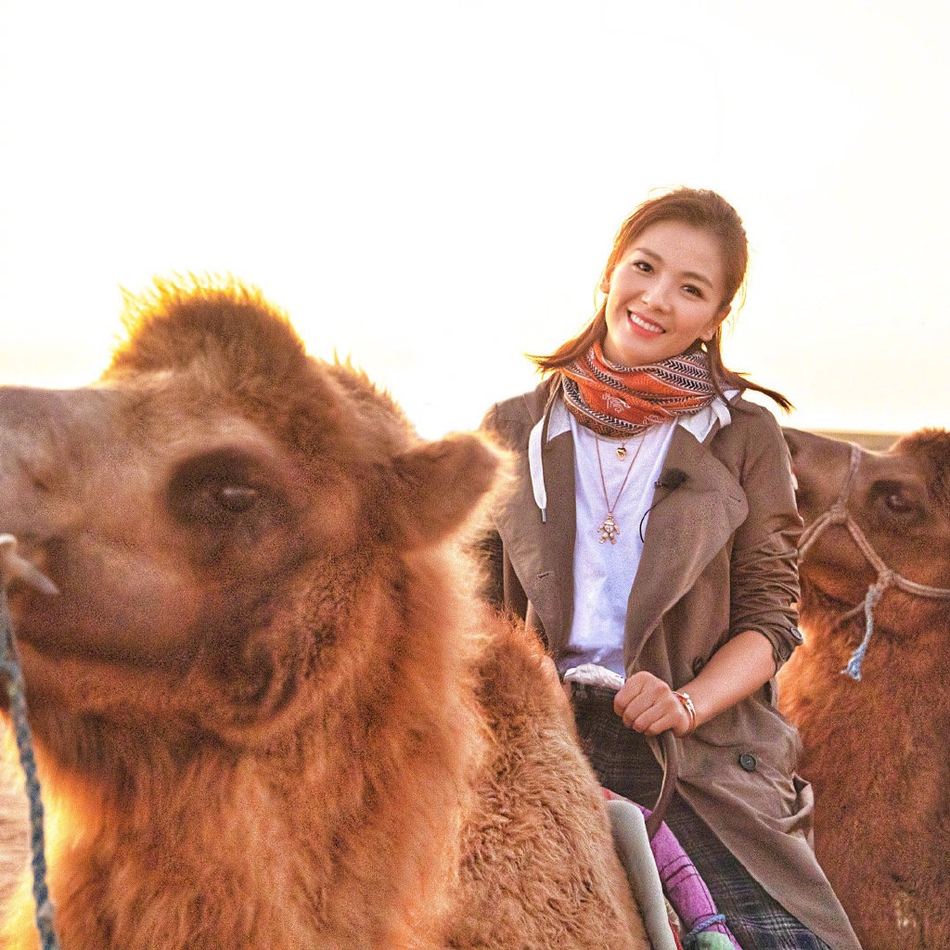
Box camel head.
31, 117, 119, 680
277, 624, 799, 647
783, 427, 950, 653
0, 278, 503, 773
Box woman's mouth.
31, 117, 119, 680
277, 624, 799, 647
627, 310, 663, 335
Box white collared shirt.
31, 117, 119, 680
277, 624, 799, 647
527, 394, 735, 679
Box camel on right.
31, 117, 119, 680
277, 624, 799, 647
779, 427, 950, 950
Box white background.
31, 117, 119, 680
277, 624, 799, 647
2, 0, 947, 438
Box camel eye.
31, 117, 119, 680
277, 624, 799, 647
883, 492, 913, 514
872, 481, 921, 522
216, 484, 259, 513
183, 478, 262, 526
169, 450, 270, 527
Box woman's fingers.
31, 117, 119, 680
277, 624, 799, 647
614, 672, 690, 735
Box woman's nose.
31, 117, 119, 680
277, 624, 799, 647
642, 282, 671, 310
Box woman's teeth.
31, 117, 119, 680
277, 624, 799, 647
628, 311, 663, 334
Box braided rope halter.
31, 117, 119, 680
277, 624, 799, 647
0, 535, 61, 950
798, 443, 950, 680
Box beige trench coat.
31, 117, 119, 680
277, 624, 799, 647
482, 379, 862, 950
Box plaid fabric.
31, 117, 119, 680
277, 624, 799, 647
570, 684, 834, 950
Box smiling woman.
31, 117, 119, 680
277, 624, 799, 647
601, 222, 728, 366
531, 188, 791, 413
481, 187, 863, 950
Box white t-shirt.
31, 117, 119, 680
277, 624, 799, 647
526, 394, 736, 681
561, 416, 675, 677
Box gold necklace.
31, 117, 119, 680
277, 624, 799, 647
594, 435, 644, 544
601, 433, 633, 458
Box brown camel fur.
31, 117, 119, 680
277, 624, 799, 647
0, 279, 648, 950
779, 427, 950, 950
0, 751, 27, 915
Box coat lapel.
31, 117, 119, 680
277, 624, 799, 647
623, 423, 748, 664
492, 391, 749, 664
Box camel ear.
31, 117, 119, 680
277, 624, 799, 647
388, 433, 503, 549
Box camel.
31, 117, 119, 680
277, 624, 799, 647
0, 278, 649, 950
779, 427, 950, 950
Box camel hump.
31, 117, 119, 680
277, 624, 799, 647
108, 275, 307, 381
893, 428, 950, 507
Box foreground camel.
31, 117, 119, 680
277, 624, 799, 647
0, 279, 648, 950
779, 427, 950, 950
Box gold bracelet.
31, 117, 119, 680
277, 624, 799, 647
674, 691, 697, 734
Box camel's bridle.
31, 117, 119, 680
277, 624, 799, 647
797, 442, 950, 679
0, 536, 61, 950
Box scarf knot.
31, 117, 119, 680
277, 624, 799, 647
560, 342, 718, 438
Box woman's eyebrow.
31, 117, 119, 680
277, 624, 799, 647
632, 247, 715, 289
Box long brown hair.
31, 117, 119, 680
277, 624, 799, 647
531, 187, 792, 411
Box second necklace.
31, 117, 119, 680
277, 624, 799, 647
594, 434, 645, 544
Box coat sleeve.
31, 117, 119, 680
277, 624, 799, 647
727, 406, 804, 670
477, 402, 506, 607
476, 401, 530, 621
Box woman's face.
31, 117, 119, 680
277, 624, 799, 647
601, 220, 730, 366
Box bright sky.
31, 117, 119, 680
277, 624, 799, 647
1, 0, 948, 438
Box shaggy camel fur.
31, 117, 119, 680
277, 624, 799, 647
779, 428, 950, 950
0, 279, 649, 950
0, 748, 27, 916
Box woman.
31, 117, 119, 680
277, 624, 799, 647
482, 188, 862, 950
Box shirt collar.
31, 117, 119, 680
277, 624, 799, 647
528, 392, 737, 517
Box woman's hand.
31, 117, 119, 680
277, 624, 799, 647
614, 630, 779, 738
613, 671, 693, 737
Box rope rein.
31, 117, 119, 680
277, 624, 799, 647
798, 443, 950, 680
0, 536, 61, 950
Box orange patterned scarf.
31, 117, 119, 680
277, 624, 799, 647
560, 342, 717, 438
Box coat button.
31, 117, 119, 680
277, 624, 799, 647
739, 753, 757, 772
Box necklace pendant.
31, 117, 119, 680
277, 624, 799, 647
616, 445, 627, 459
598, 512, 620, 545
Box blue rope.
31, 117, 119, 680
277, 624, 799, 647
841, 580, 884, 681
0, 591, 61, 950
685, 913, 727, 944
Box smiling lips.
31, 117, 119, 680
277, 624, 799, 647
627, 309, 664, 335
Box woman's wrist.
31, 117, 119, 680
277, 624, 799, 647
673, 690, 697, 734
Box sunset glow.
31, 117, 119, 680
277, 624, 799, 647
2, 0, 948, 439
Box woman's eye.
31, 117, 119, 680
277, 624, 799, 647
632, 260, 652, 273
683, 285, 703, 298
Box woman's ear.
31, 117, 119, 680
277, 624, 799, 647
699, 305, 731, 342
599, 275, 611, 294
